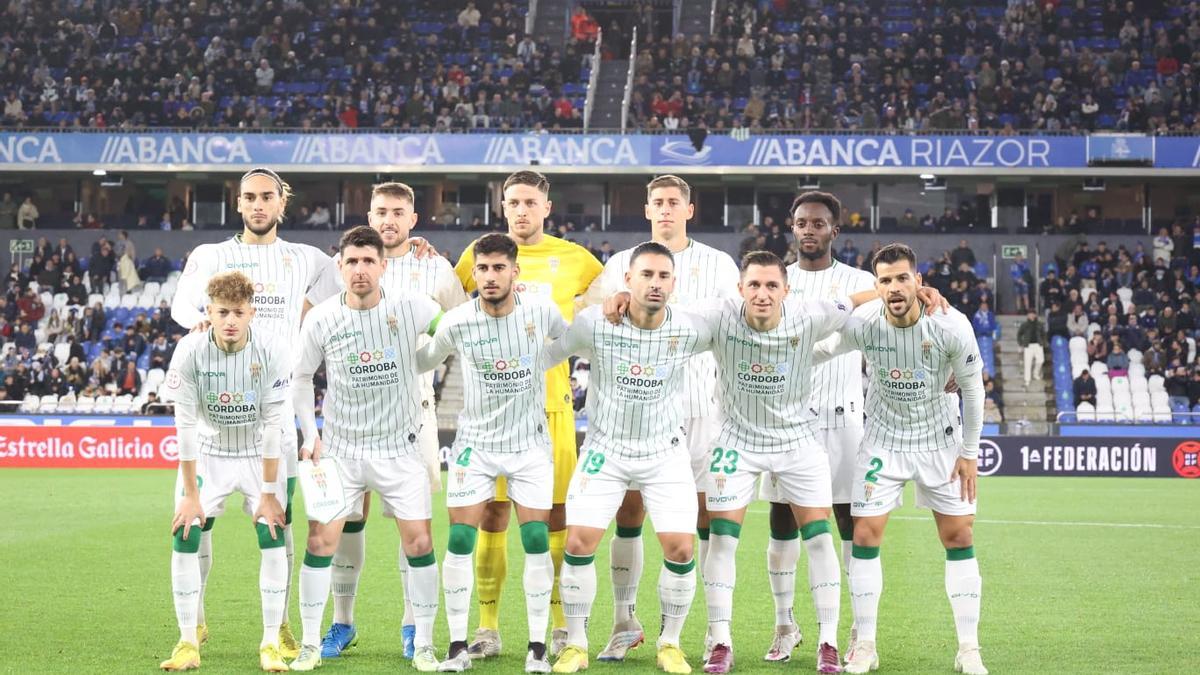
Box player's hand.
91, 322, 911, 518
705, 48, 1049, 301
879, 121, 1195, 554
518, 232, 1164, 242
950, 456, 978, 503
603, 291, 631, 325
944, 374, 959, 393
255, 493, 286, 541
172, 495, 206, 540
917, 286, 950, 314
190, 320, 211, 334
300, 437, 322, 465
406, 237, 439, 258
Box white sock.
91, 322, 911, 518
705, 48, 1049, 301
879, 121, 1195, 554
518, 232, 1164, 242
657, 560, 696, 647
842, 539, 853, 576
331, 528, 365, 625
196, 530, 213, 626
442, 552, 474, 643
849, 553, 882, 643
803, 531, 841, 648
524, 551, 554, 644
698, 531, 710, 577
282, 525, 294, 622
703, 534, 738, 645
299, 560, 333, 647
171, 550, 201, 644
561, 556, 597, 650
260, 547, 288, 647
398, 544, 414, 626
610, 533, 642, 624
767, 535, 800, 628
945, 555, 982, 647
407, 557, 439, 649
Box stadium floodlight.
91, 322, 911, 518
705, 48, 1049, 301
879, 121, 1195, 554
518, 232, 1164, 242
798, 175, 821, 190
922, 175, 947, 191
1082, 178, 1106, 192
919, 173, 936, 181
92, 169, 107, 176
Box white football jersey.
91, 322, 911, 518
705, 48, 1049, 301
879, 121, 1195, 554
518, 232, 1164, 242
165, 329, 292, 457
418, 294, 566, 453
295, 290, 441, 459
590, 239, 739, 419
544, 305, 711, 459
787, 259, 876, 429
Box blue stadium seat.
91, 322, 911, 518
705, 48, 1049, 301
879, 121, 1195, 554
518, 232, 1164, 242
973, 262, 989, 278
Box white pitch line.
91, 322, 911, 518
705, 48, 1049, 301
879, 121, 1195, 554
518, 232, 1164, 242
745, 507, 1199, 530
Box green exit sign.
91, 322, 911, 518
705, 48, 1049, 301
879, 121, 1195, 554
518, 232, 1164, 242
9, 239, 33, 254
1001, 245, 1027, 259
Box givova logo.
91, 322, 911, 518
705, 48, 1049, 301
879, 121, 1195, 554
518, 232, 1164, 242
736, 360, 790, 375
205, 390, 258, 405
479, 354, 534, 372
345, 347, 398, 364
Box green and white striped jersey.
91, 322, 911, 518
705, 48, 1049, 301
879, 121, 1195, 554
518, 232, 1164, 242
165, 329, 292, 457
590, 239, 740, 419
417, 294, 567, 453
544, 305, 711, 460
786, 260, 876, 429
171, 235, 337, 335
703, 296, 854, 453
815, 305, 983, 453
321, 251, 470, 402
295, 290, 441, 459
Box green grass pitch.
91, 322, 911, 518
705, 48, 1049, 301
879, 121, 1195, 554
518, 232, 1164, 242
1, 470, 1197, 673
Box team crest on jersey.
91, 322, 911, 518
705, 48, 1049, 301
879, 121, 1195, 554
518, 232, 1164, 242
548, 257, 560, 272
667, 336, 680, 354
454, 467, 467, 485
828, 283, 840, 297
526, 321, 537, 340
250, 362, 262, 380
863, 481, 875, 500
281, 254, 293, 270
410, 271, 421, 287
690, 265, 700, 278
388, 314, 399, 334
712, 475, 727, 494
922, 340, 932, 359
790, 336, 800, 348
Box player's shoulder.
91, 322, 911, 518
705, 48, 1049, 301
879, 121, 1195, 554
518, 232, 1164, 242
438, 297, 479, 326
574, 303, 603, 324
841, 261, 877, 284
284, 240, 332, 262
928, 306, 974, 336
250, 328, 288, 353
518, 293, 560, 313
175, 330, 207, 353
688, 238, 738, 264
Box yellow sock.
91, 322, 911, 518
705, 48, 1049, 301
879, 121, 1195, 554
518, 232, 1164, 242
475, 529, 508, 631
549, 528, 567, 630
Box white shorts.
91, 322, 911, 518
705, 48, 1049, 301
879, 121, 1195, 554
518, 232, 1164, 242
445, 442, 553, 510
851, 447, 977, 518
683, 415, 720, 486
337, 453, 432, 522
566, 446, 697, 534
174, 454, 287, 522
419, 401, 442, 492
758, 425, 863, 504
706, 444, 831, 512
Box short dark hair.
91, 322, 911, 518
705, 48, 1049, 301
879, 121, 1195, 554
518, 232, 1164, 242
870, 242, 918, 274
740, 250, 787, 278
502, 170, 550, 195
628, 240, 674, 269
791, 191, 842, 224
472, 233, 518, 262
338, 225, 385, 257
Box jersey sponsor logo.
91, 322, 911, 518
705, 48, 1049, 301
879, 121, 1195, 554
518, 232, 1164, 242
864, 345, 897, 353
515, 281, 553, 298
345, 348, 400, 387
271, 377, 290, 391
166, 370, 182, 389
197, 370, 224, 378
601, 338, 640, 349
345, 347, 398, 365
463, 336, 499, 348
223, 262, 259, 270
203, 389, 259, 423
330, 330, 364, 342
478, 354, 535, 373
614, 361, 671, 401
205, 390, 257, 405
735, 359, 790, 395
725, 334, 760, 348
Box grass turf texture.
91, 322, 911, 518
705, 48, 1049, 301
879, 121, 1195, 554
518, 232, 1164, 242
0, 471, 1196, 673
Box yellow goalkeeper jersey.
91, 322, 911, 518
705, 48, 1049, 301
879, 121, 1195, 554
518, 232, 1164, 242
455, 234, 604, 413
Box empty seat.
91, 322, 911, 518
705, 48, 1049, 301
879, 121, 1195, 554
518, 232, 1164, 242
1075, 401, 1095, 421
38, 394, 59, 413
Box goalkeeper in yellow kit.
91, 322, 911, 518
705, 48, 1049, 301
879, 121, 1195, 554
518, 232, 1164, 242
454, 170, 604, 660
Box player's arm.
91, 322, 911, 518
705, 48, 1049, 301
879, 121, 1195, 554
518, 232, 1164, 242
253, 398, 286, 540
292, 315, 325, 463
578, 256, 621, 307
167, 346, 205, 539
946, 315, 986, 502
573, 246, 607, 307
415, 314, 456, 373
542, 310, 593, 369
171, 249, 210, 331
811, 320, 863, 365
435, 261, 471, 309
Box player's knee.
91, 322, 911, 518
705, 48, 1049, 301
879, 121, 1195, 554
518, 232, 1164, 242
614, 498, 645, 526
447, 523, 479, 555
831, 505, 855, 541
940, 525, 974, 550
306, 528, 337, 556
256, 522, 286, 550
565, 531, 598, 556
660, 537, 694, 563
480, 501, 511, 532
519, 521, 550, 554
768, 501, 797, 536
173, 525, 202, 553
403, 531, 434, 557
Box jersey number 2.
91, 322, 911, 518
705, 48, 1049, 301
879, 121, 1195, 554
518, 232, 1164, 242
710, 447, 739, 474
864, 457, 883, 482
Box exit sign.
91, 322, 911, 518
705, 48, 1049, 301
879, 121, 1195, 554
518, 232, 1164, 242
1001, 245, 1027, 259
9, 239, 33, 254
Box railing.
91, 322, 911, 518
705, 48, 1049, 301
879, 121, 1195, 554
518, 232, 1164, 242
619, 26, 638, 133
583, 28, 603, 131
709, 0, 719, 33
0, 126, 1165, 137
526, 0, 539, 35
672, 0, 681, 36
1055, 411, 1200, 423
